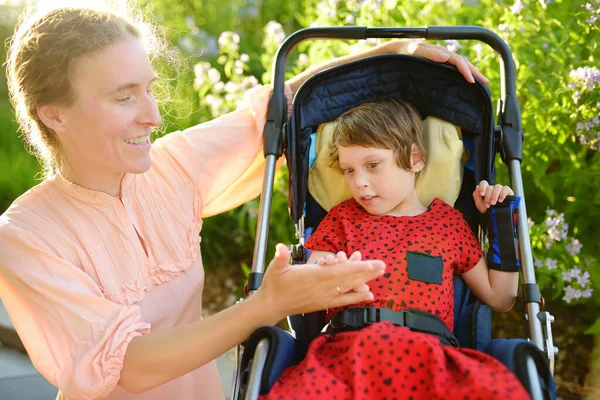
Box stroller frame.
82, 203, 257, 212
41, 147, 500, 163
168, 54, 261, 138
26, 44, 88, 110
233, 26, 556, 400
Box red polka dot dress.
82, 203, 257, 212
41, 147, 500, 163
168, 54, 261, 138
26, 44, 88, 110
261, 198, 530, 400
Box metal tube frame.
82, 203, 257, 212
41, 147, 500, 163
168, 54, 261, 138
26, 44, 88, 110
237, 25, 552, 400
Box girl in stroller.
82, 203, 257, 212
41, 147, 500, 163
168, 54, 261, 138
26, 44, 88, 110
262, 99, 529, 399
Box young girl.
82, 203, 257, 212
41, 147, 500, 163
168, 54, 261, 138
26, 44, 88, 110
262, 100, 530, 399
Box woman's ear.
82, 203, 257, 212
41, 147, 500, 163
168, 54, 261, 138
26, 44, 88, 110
410, 144, 425, 173
37, 104, 67, 135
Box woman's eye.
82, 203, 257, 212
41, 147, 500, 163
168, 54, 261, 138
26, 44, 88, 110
367, 162, 379, 169
342, 168, 354, 175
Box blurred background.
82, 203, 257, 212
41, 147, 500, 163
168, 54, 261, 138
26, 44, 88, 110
0, 0, 599, 398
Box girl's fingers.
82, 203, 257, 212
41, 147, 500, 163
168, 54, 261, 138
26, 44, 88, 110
498, 186, 514, 202
336, 251, 349, 263
351, 283, 371, 293
349, 251, 362, 261
478, 180, 490, 196
490, 184, 504, 205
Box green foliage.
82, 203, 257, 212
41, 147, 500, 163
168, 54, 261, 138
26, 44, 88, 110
1, 0, 599, 329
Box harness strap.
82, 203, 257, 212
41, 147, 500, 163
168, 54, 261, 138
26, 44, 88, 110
325, 307, 460, 347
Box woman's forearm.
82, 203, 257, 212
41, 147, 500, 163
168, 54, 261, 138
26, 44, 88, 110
118, 292, 275, 394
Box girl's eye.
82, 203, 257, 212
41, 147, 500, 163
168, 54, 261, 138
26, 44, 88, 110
117, 96, 132, 103
342, 168, 354, 175
367, 162, 379, 169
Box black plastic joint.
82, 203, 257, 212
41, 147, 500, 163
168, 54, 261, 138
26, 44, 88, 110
245, 272, 264, 295
263, 91, 286, 157
521, 283, 542, 305
500, 94, 523, 162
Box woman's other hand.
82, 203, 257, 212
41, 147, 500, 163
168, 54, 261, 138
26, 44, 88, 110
256, 244, 386, 325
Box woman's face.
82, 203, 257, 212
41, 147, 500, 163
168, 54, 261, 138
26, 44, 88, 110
58, 37, 161, 192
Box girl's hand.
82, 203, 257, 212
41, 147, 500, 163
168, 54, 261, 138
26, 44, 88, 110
382, 40, 489, 85
256, 244, 385, 324
317, 250, 371, 293
473, 180, 514, 213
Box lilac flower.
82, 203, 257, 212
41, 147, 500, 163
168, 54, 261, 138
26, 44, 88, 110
566, 238, 583, 256
345, 14, 355, 24
545, 258, 558, 270
534, 258, 543, 268
563, 285, 581, 303
445, 40, 462, 53
193, 62, 212, 86
544, 210, 568, 244
569, 67, 600, 91
218, 31, 240, 52
207, 68, 221, 84
472, 43, 484, 57
510, 0, 525, 15
265, 21, 286, 45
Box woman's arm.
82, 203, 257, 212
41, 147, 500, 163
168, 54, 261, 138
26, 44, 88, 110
286, 40, 488, 95
119, 244, 384, 393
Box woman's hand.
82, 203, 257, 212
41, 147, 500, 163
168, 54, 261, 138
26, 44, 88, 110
255, 244, 386, 325
473, 180, 514, 213
287, 39, 487, 94
380, 40, 488, 84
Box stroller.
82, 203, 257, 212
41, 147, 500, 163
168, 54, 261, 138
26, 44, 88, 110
232, 26, 557, 400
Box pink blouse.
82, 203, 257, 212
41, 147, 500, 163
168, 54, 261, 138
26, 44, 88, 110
0, 84, 287, 400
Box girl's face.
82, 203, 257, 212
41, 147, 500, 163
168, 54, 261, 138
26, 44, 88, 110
337, 145, 423, 216
56, 38, 162, 193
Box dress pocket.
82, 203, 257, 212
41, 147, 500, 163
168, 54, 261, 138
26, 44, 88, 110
406, 251, 443, 284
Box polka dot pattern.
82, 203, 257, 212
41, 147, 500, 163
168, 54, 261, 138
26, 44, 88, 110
259, 199, 529, 399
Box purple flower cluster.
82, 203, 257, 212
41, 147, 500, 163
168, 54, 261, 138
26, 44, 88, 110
562, 266, 593, 303
544, 210, 569, 248
568, 66, 600, 103
584, 3, 600, 24
576, 115, 600, 150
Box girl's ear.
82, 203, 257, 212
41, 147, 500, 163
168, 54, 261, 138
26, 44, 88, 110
410, 144, 425, 173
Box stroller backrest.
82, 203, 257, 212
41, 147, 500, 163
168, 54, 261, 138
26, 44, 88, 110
284, 54, 497, 346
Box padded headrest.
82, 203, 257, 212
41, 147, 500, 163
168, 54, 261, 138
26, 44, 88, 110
308, 116, 467, 211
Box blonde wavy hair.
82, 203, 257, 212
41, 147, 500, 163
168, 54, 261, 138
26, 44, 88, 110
5, 5, 176, 178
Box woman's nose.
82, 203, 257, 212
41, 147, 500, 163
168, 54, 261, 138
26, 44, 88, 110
140, 95, 162, 127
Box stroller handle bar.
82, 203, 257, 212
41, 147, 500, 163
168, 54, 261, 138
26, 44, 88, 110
249, 26, 549, 354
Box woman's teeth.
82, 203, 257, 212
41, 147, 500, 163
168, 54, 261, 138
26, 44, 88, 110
124, 135, 149, 145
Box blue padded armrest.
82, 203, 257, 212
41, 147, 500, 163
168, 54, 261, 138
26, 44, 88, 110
485, 339, 556, 400
239, 326, 298, 394
453, 275, 492, 350
454, 300, 492, 350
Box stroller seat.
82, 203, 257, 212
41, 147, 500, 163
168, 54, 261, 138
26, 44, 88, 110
234, 26, 557, 400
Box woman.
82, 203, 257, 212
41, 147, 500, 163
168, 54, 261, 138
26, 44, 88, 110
0, 5, 487, 400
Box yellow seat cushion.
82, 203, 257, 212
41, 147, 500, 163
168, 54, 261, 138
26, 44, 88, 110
308, 116, 467, 211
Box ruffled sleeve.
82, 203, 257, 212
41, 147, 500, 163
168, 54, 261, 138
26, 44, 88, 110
0, 221, 151, 400
152, 84, 290, 218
